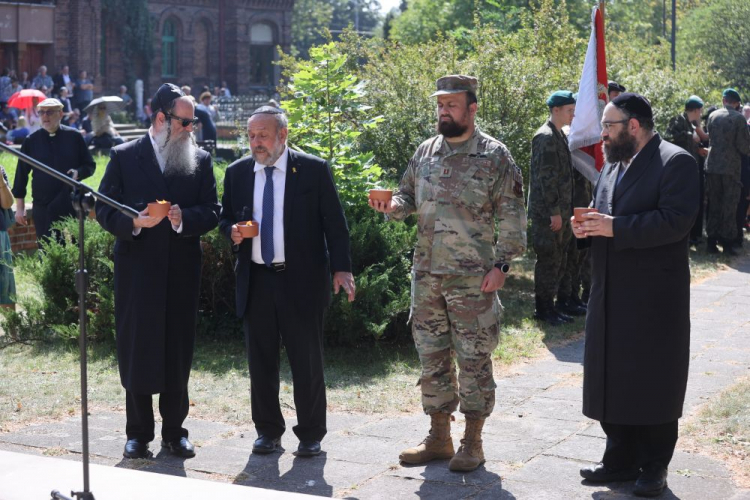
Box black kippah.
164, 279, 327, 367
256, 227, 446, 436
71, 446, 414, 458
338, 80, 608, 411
151, 83, 185, 114
611, 92, 653, 121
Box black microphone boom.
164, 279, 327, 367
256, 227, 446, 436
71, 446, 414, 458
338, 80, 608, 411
0, 141, 138, 500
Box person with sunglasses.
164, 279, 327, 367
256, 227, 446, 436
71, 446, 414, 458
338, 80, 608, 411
96, 83, 220, 461
11, 97, 95, 244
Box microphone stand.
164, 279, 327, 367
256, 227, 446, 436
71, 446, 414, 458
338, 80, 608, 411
0, 142, 138, 500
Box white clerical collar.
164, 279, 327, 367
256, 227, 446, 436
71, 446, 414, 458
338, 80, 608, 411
253, 146, 289, 173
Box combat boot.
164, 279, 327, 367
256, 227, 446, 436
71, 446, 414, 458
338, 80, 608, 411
399, 413, 454, 464
449, 418, 485, 472
721, 239, 738, 256
534, 296, 565, 326
706, 238, 719, 254
553, 303, 575, 323
570, 292, 588, 309
556, 294, 587, 316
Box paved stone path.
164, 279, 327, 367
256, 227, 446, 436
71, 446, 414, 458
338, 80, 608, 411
2, 259, 750, 499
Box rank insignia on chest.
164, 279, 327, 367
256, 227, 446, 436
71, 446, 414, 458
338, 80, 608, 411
440, 167, 452, 178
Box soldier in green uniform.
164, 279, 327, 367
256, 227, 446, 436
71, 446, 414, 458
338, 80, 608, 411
665, 96, 708, 245
665, 96, 704, 159
705, 88, 750, 255
369, 75, 526, 472
528, 91, 580, 325
558, 164, 593, 307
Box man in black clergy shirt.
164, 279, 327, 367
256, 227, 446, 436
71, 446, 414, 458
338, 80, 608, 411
219, 106, 355, 457
96, 83, 219, 459
12, 98, 95, 243
573, 93, 698, 498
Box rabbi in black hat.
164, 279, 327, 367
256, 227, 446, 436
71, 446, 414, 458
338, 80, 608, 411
572, 93, 699, 497
95, 83, 220, 460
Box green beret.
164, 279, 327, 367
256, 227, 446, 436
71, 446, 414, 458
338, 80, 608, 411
723, 88, 741, 102
546, 90, 576, 108
685, 95, 704, 110
431, 75, 478, 97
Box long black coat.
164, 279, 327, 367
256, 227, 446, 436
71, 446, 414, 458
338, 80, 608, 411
583, 134, 699, 425
96, 136, 219, 394
217, 149, 352, 318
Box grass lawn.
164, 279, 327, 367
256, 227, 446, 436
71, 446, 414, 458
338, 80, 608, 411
0, 230, 747, 433
1, 152, 109, 201
681, 377, 750, 488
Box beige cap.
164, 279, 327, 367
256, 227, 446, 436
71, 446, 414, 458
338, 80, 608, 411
37, 98, 64, 110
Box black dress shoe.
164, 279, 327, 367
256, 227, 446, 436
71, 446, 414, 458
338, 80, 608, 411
580, 463, 640, 483
634, 464, 668, 497
296, 440, 322, 457
161, 437, 196, 458
252, 435, 281, 454
123, 438, 152, 459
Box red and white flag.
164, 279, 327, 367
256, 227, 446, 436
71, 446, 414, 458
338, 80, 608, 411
568, 4, 608, 183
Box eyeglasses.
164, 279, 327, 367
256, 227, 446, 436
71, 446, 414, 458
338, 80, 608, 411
165, 112, 199, 128
38, 109, 60, 116
601, 119, 630, 130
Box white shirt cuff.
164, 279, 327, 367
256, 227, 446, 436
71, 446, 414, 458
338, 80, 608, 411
132, 227, 141, 236
172, 221, 183, 233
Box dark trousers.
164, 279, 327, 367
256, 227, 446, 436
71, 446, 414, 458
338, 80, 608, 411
125, 389, 189, 442
736, 186, 750, 244
690, 167, 705, 241
244, 263, 327, 442
600, 420, 678, 470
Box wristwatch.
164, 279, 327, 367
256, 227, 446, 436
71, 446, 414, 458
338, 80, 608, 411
494, 262, 510, 274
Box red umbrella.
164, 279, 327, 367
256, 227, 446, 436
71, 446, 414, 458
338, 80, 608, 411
7, 89, 47, 110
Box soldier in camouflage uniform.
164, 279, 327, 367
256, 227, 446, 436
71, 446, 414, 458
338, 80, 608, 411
665, 95, 708, 245
559, 165, 593, 305
527, 91, 580, 325
369, 75, 526, 473
705, 88, 750, 255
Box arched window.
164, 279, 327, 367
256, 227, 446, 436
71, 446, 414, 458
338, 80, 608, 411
249, 23, 274, 86
162, 20, 177, 77
194, 20, 210, 78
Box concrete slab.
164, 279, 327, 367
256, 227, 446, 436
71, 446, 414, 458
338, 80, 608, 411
542, 433, 605, 463
239, 455, 388, 497
0, 449, 312, 500
344, 474, 480, 499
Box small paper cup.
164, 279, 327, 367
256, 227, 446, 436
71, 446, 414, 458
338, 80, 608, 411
147, 201, 171, 218
574, 207, 599, 222
237, 221, 259, 238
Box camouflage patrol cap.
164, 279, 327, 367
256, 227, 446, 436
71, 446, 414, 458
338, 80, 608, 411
430, 75, 478, 97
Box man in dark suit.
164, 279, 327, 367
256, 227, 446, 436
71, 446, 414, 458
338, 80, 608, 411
573, 93, 699, 498
219, 106, 354, 457
96, 83, 220, 459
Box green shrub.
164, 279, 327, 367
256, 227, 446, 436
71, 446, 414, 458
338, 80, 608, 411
1, 217, 116, 344
280, 42, 416, 345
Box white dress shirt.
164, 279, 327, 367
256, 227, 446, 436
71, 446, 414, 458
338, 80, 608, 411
252, 147, 288, 264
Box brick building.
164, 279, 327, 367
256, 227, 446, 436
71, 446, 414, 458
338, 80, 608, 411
0, 0, 293, 100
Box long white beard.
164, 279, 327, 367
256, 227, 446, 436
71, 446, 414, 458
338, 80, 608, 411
154, 122, 199, 176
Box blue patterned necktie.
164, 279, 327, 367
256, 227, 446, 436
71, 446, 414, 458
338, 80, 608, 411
261, 166, 275, 266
